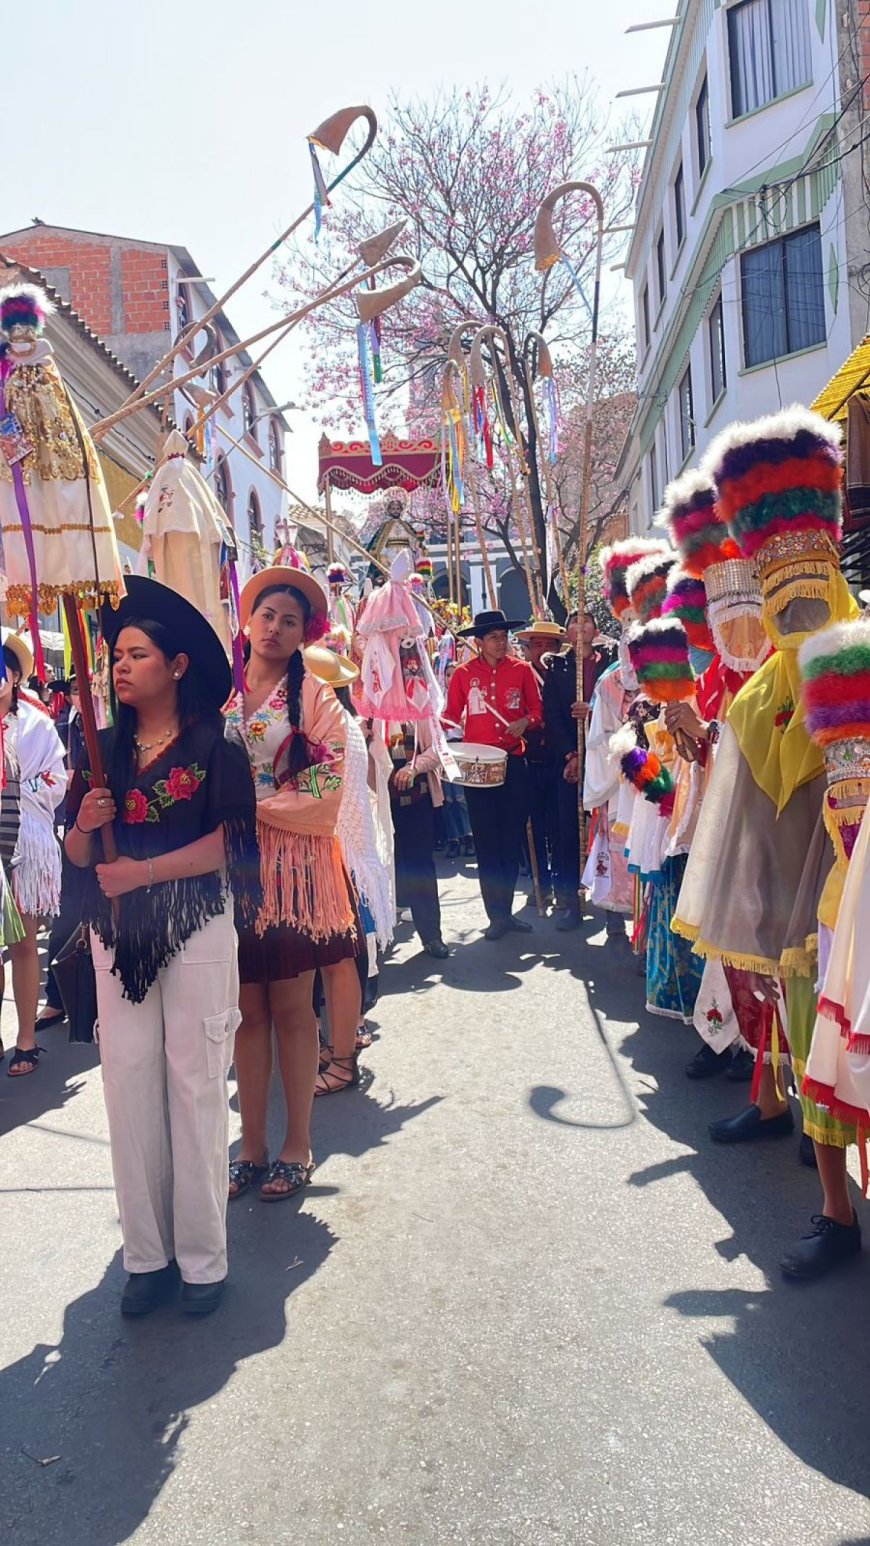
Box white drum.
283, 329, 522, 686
452, 742, 508, 788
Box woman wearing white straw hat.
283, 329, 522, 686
225, 564, 361, 1201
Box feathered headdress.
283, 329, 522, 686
610, 723, 675, 812
702, 405, 843, 586
0, 283, 54, 337
661, 566, 715, 655
799, 619, 870, 860
327, 561, 351, 588
624, 549, 676, 625
627, 615, 695, 703
800, 621, 870, 751
599, 537, 670, 619
661, 469, 738, 578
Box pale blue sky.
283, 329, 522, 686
4, 0, 671, 496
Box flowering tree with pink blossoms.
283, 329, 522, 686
277, 80, 639, 595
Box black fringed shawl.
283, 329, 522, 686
68, 722, 261, 1003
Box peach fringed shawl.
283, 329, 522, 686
227, 672, 355, 940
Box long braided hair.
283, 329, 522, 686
249, 583, 319, 777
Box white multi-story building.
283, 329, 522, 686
617, 0, 855, 531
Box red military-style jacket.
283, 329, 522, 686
443, 655, 542, 757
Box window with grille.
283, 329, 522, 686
741, 223, 825, 367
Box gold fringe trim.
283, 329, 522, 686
763, 574, 831, 611
669, 915, 700, 943
6, 581, 123, 615
780, 938, 817, 978
3, 521, 115, 535
801, 1116, 856, 1147
826, 780, 870, 809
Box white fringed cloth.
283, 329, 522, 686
338, 713, 395, 949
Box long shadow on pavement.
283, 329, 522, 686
543, 917, 870, 1504
1, 1208, 336, 1546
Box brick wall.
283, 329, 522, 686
0, 229, 170, 337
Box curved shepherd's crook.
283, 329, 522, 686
92, 105, 378, 441
468, 323, 545, 617
90, 255, 422, 440
534, 179, 605, 874
523, 330, 571, 607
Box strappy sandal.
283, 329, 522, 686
260, 1158, 315, 1203
314, 1053, 360, 1097
318, 1042, 334, 1073
228, 1155, 268, 1200
8, 1045, 43, 1077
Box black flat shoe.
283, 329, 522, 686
726, 1048, 755, 1082
121, 1261, 179, 1317
686, 1043, 730, 1080
425, 938, 450, 959
780, 1211, 861, 1281
508, 916, 533, 933
709, 1104, 794, 1144
182, 1278, 226, 1316
35, 1008, 66, 1031
484, 921, 509, 940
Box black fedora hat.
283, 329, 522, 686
457, 608, 527, 639
101, 577, 232, 708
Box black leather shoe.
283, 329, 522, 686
182, 1278, 226, 1316
780, 1211, 861, 1280
120, 1261, 179, 1317
484, 921, 509, 940
425, 938, 450, 959
686, 1043, 730, 1080
508, 915, 533, 933
709, 1104, 794, 1143
555, 909, 583, 932
726, 1048, 755, 1082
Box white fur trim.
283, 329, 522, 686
609, 723, 638, 762
798, 619, 870, 674
624, 550, 676, 604
599, 537, 669, 573
0, 282, 56, 321
658, 468, 716, 527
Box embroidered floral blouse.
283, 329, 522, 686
224, 672, 347, 833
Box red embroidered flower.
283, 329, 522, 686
123, 789, 149, 824
165, 765, 201, 801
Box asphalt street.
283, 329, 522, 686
2, 858, 870, 1546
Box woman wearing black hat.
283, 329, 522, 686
65, 578, 258, 1317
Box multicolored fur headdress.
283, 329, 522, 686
702, 406, 842, 591
610, 723, 675, 814
627, 615, 695, 703
624, 549, 676, 625
0, 283, 54, 337
327, 561, 351, 588
799, 620, 870, 862
599, 538, 669, 620
661, 566, 715, 655
662, 470, 737, 578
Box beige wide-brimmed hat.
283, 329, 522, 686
303, 644, 359, 687
0, 627, 34, 681
514, 618, 566, 644
239, 564, 328, 628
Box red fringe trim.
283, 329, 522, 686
802, 1074, 870, 1127
817, 995, 851, 1036
847, 1031, 870, 1055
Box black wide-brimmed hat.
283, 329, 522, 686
101, 576, 232, 708
457, 608, 526, 639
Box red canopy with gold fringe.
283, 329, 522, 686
317, 432, 441, 495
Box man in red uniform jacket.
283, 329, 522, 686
444, 610, 543, 939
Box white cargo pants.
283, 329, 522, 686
92, 906, 241, 1283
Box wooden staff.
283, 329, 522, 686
469, 324, 545, 617
62, 597, 117, 867
534, 180, 606, 879
91, 254, 421, 442
523, 331, 571, 607
97, 105, 378, 430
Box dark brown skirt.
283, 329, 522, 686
238, 919, 358, 984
